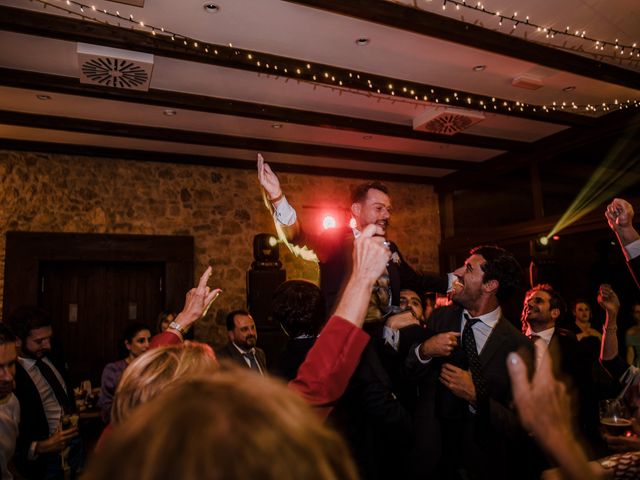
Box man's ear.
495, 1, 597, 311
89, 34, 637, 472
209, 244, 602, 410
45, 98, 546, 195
483, 279, 499, 294
351, 202, 361, 219
228, 331, 235, 342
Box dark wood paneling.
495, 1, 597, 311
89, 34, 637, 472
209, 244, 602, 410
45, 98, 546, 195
3, 232, 194, 321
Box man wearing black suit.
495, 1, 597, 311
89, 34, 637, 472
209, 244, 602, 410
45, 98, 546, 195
606, 198, 640, 290
8, 307, 83, 480
407, 245, 531, 480
257, 154, 449, 314
520, 284, 602, 472
218, 310, 267, 375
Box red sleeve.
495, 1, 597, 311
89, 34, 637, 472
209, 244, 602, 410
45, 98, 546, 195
288, 315, 369, 419
149, 331, 182, 349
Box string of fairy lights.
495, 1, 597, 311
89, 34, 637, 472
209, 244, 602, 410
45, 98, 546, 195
395, 0, 640, 62
29, 0, 640, 115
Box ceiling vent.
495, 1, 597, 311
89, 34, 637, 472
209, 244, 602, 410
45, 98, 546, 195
77, 43, 154, 91
512, 74, 543, 90
412, 108, 485, 135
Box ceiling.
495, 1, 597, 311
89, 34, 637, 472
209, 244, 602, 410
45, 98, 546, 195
0, 0, 638, 186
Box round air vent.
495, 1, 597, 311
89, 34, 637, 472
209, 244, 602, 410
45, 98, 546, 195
81, 58, 149, 88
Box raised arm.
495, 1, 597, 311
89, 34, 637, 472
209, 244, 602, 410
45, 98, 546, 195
257, 153, 300, 241
606, 198, 640, 289
289, 224, 391, 417
150, 266, 221, 348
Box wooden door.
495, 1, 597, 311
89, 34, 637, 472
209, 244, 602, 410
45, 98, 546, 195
38, 261, 165, 387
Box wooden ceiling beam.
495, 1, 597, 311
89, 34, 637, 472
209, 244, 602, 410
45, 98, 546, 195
285, 0, 640, 91
0, 139, 436, 184
0, 67, 526, 152
0, 6, 592, 127
436, 108, 640, 191
0, 109, 473, 170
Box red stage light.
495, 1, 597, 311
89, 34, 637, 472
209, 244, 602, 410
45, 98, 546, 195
322, 215, 337, 230
552, 235, 560, 241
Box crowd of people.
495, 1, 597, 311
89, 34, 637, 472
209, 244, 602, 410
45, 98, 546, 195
0, 155, 639, 479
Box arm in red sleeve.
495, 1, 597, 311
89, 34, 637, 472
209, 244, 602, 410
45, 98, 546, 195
289, 315, 369, 419
149, 331, 182, 348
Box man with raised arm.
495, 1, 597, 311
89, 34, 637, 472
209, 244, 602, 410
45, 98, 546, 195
257, 154, 449, 315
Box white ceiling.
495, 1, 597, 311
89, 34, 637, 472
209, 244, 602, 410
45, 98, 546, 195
0, 0, 638, 182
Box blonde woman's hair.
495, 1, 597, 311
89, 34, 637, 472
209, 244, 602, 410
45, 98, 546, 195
111, 342, 218, 425
87, 369, 358, 480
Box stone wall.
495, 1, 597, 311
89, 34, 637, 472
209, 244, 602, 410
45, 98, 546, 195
0, 150, 441, 347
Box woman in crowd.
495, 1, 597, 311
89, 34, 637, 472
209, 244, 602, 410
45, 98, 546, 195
97, 323, 151, 423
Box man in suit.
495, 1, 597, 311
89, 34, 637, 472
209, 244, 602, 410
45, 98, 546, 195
257, 154, 449, 314
8, 307, 83, 480
218, 310, 267, 375
606, 198, 640, 290
520, 284, 603, 470
407, 245, 531, 480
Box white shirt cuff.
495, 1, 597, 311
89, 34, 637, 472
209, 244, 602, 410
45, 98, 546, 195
415, 344, 432, 364
624, 238, 640, 261
28, 441, 38, 460
383, 326, 400, 352
273, 196, 297, 226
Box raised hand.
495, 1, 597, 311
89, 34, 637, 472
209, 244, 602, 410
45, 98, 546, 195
175, 266, 222, 331
605, 198, 634, 230
597, 284, 620, 316
257, 153, 283, 201
351, 224, 391, 286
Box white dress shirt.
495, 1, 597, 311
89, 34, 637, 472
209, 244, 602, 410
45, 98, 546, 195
624, 238, 640, 261
524, 326, 555, 347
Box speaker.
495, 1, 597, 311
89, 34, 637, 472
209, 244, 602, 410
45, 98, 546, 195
246, 268, 286, 328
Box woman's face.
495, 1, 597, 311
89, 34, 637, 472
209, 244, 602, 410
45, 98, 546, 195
160, 314, 175, 333
125, 329, 151, 358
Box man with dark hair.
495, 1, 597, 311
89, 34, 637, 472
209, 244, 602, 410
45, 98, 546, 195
8, 307, 83, 480
271, 280, 326, 381
520, 284, 601, 471
258, 154, 449, 314
218, 310, 266, 375
0, 324, 20, 480
408, 245, 531, 479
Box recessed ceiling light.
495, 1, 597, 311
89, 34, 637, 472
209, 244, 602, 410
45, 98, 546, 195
163, 109, 177, 116
362, 135, 373, 140
271, 124, 283, 129
472, 65, 486, 72
355, 38, 370, 46
203, 3, 220, 14
36, 94, 51, 100
563, 86, 576, 92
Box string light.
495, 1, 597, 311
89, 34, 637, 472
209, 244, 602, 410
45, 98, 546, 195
29, 0, 639, 115
387, 0, 639, 63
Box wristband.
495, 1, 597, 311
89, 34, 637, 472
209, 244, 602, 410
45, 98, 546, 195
168, 321, 188, 336
269, 192, 284, 203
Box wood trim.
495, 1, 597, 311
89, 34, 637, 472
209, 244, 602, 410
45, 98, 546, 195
0, 6, 592, 126
436, 108, 640, 191
284, 0, 640, 90
0, 109, 474, 170
3, 232, 194, 320
0, 67, 527, 153
0, 139, 440, 184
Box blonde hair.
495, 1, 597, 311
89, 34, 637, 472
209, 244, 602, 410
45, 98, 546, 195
87, 370, 358, 480
111, 342, 218, 425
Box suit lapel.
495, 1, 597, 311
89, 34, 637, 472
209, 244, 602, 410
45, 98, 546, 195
478, 317, 508, 366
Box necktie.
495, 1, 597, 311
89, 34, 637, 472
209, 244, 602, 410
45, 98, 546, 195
462, 314, 487, 401
35, 358, 72, 413
242, 352, 260, 373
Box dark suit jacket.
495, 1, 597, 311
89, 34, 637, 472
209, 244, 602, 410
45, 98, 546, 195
14, 356, 73, 480
295, 226, 448, 313
218, 343, 267, 373
407, 304, 532, 480
272, 337, 317, 382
